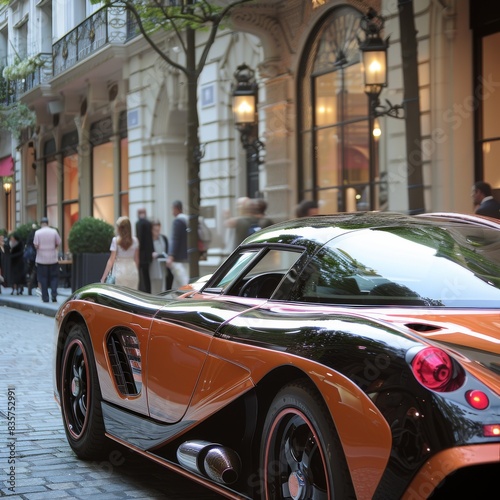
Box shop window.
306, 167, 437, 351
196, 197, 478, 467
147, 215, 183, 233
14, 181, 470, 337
298, 5, 385, 213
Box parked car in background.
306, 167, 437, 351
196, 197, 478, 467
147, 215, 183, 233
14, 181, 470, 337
54, 212, 500, 499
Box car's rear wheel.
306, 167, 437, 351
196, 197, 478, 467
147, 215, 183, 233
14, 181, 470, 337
60, 323, 110, 459
260, 380, 355, 499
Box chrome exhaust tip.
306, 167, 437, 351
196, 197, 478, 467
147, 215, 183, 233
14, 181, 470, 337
177, 440, 242, 485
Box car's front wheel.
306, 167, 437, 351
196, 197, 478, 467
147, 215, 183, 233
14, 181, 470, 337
60, 323, 110, 459
260, 380, 355, 499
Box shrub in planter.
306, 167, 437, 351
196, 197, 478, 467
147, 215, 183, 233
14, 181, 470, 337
68, 217, 115, 291
68, 216, 115, 254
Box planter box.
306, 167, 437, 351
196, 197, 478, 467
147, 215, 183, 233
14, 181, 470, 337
72, 252, 110, 292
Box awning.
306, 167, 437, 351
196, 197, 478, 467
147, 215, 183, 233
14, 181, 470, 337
0, 156, 13, 177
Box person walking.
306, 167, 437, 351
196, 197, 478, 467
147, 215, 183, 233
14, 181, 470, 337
167, 200, 189, 289
295, 199, 319, 218
225, 198, 273, 249
101, 216, 139, 289
472, 181, 500, 219
8, 233, 25, 295
0, 231, 8, 292
24, 223, 38, 295
149, 219, 170, 294
34, 217, 61, 303
135, 208, 154, 293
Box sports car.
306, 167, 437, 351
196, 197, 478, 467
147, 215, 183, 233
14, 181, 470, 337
53, 211, 500, 499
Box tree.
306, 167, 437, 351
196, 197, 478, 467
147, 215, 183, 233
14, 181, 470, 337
93, 0, 254, 278
0, 102, 36, 139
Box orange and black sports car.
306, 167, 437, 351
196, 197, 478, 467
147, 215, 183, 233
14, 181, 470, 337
54, 212, 500, 499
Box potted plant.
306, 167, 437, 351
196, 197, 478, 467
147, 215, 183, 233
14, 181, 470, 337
68, 217, 115, 291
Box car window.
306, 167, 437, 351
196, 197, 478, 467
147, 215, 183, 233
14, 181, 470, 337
204, 250, 260, 292
291, 226, 500, 307
217, 248, 302, 298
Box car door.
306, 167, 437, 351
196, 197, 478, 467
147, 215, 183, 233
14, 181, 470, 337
146, 246, 304, 423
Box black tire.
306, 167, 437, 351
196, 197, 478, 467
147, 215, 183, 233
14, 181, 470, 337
260, 380, 355, 500
60, 323, 110, 459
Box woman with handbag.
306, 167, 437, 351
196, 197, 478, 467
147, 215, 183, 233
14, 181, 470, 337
101, 216, 139, 289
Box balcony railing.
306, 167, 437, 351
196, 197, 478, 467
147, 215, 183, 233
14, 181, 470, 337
53, 6, 136, 77
23, 53, 53, 92
3, 6, 139, 103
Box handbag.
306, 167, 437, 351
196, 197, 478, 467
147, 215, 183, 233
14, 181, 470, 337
105, 246, 117, 284
105, 272, 115, 284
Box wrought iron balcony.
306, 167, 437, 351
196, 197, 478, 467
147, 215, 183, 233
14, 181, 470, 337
2, 6, 139, 102
52, 6, 138, 77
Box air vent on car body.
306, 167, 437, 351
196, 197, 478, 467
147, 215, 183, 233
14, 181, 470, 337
106, 329, 142, 396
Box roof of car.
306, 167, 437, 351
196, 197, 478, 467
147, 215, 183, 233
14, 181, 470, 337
242, 211, 500, 247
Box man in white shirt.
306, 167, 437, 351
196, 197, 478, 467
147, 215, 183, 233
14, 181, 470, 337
34, 217, 61, 303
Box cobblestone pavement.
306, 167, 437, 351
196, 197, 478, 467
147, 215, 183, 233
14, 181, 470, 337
0, 306, 223, 499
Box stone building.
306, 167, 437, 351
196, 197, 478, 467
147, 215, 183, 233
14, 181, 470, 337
1, 0, 499, 276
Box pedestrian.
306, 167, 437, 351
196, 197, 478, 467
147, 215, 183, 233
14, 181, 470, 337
0, 231, 7, 292
472, 181, 500, 219
8, 233, 25, 295
34, 217, 61, 303
101, 216, 139, 289
167, 200, 189, 289
24, 223, 38, 295
135, 208, 154, 293
225, 197, 273, 249
149, 219, 170, 294
295, 199, 319, 218
254, 198, 274, 228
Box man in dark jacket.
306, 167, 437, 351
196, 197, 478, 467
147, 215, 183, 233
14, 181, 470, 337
167, 200, 189, 289
135, 208, 154, 292
472, 181, 500, 219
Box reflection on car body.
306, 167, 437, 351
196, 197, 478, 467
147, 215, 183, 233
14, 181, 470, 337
54, 211, 500, 499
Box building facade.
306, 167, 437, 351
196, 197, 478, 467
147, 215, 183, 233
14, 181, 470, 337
1, 0, 499, 275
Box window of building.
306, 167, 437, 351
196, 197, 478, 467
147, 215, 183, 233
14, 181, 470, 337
471, 2, 500, 193
298, 5, 386, 213
91, 116, 113, 223
91, 111, 128, 223
62, 130, 79, 251
479, 32, 500, 189
44, 138, 58, 229
119, 110, 129, 217
38, 0, 53, 54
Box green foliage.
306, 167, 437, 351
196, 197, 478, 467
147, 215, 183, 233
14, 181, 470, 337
90, 0, 253, 73
0, 102, 36, 139
11, 222, 38, 242
68, 217, 115, 254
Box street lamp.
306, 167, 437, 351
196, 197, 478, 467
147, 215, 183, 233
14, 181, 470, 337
358, 8, 404, 212
3, 176, 12, 232
232, 63, 264, 198
359, 8, 403, 119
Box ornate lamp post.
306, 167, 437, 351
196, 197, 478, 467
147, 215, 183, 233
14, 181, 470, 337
232, 64, 264, 198
359, 8, 403, 120
3, 177, 12, 232
358, 9, 404, 211
358, 7, 424, 215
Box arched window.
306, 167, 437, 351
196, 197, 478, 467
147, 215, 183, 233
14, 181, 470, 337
298, 5, 387, 213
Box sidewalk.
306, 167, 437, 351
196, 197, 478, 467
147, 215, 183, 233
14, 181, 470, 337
0, 285, 72, 317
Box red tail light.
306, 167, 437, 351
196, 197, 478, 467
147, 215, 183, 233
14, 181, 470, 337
483, 424, 500, 437
466, 390, 489, 410
411, 347, 455, 392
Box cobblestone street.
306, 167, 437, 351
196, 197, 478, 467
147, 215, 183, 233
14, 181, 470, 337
0, 306, 222, 499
